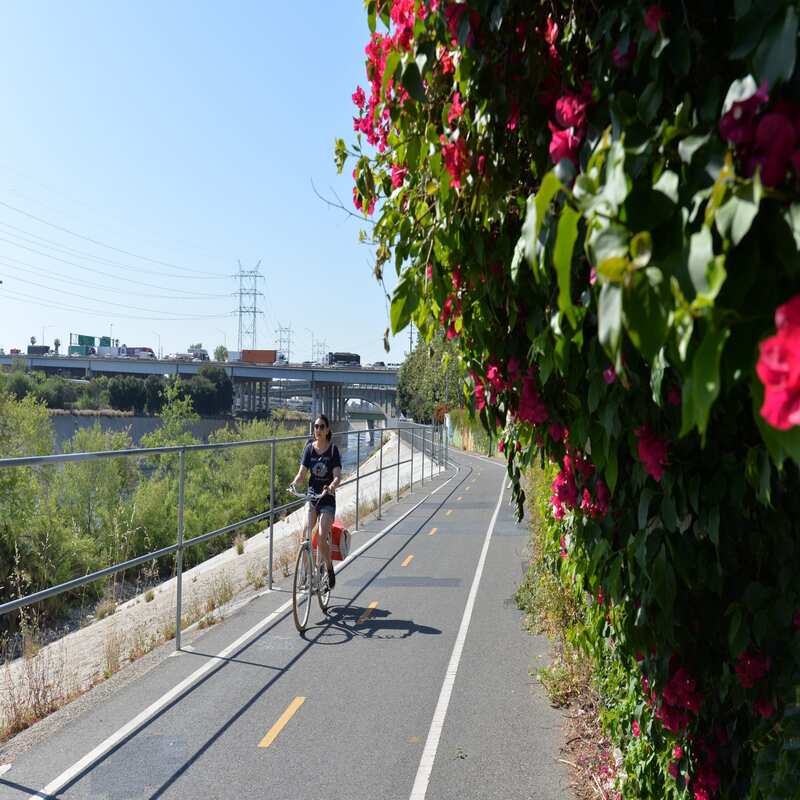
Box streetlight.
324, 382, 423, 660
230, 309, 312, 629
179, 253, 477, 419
305, 327, 315, 363
151, 330, 162, 359
215, 328, 228, 348
41, 324, 56, 347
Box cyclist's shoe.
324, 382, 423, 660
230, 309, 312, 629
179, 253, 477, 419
327, 565, 336, 589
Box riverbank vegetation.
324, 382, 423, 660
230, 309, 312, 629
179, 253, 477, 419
0, 384, 302, 636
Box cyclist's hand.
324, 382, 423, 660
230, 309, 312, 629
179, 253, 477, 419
288, 483, 297, 494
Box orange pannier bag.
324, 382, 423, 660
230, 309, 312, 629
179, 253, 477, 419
311, 519, 351, 561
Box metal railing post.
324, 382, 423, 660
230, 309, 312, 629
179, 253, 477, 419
421, 427, 425, 488
355, 430, 361, 529
268, 440, 275, 590
377, 430, 383, 520
396, 425, 401, 500
175, 447, 185, 651
410, 427, 414, 494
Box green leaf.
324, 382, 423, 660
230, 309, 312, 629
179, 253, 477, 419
367, 0, 377, 33
651, 348, 667, 405
680, 327, 730, 438
752, 374, 800, 466
639, 82, 663, 123
652, 543, 677, 613
597, 256, 629, 283
606, 443, 618, 492
383, 50, 401, 95
754, 6, 798, 88
390, 270, 419, 334
557, 228, 584, 313
623, 268, 669, 362
630, 232, 652, 268
598, 283, 622, 362
678, 133, 711, 165
715, 179, 761, 246
669, 29, 691, 77
688, 227, 726, 300
638, 487, 654, 529
653, 170, 679, 203
400, 61, 426, 103
728, 607, 750, 656
588, 225, 629, 266
520, 172, 562, 270
603, 140, 629, 213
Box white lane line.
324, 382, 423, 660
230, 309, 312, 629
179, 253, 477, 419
0, 764, 11, 776
455, 450, 504, 468
27, 482, 450, 800
409, 473, 506, 800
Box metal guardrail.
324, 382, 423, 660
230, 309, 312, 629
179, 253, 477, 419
0, 420, 450, 650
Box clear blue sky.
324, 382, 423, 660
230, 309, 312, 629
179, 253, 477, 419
0, 2, 404, 363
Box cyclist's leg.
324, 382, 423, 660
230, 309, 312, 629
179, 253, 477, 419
305, 501, 320, 566
318, 509, 334, 572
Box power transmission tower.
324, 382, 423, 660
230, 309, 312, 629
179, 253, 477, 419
235, 260, 264, 351
313, 338, 327, 364
275, 324, 293, 363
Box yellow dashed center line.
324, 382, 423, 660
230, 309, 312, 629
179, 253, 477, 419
258, 696, 305, 748
357, 601, 379, 625
429, 527, 438, 536
401, 554, 414, 567
445, 509, 453, 516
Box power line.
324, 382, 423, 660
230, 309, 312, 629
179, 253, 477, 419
0, 273, 228, 318
2, 287, 234, 321
0, 238, 230, 296
0, 257, 228, 301
0, 197, 227, 277
0, 220, 230, 281
275, 323, 293, 362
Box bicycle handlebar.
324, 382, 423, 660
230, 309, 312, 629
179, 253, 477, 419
288, 485, 328, 502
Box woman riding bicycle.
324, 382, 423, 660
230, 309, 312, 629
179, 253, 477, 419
289, 414, 342, 589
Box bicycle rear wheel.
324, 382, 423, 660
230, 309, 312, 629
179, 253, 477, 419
292, 544, 313, 632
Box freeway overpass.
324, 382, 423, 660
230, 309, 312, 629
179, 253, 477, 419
0, 354, 399, 421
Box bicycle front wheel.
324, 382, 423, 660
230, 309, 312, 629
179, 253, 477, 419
317, 562, 330, 614
292, 544, 313, 633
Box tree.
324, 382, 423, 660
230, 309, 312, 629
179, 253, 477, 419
214, 345, 228, 362
343, 3, 800, 796
144, 374, 165, 415
198, 364, 234, 414
397, 332, 462, 422
188, 342, 202, 351
29, 336, 36, 346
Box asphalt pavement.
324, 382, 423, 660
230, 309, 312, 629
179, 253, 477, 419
0, 449, 569, 800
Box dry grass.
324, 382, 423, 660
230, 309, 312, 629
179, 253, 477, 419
233, 533, 246, 555
95, 598, 116, 620
245, 562, 266, 590
102, 629, 125, 679
1, 635, 68, 741
144, 589, 155, 603
205, 572, 233, 615
128, 624, 156, 662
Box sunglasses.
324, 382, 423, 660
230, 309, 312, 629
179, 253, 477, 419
314, 423, 327, 430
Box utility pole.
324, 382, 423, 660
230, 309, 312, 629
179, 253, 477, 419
234, 260, 264, 352
275, 323, 293, 363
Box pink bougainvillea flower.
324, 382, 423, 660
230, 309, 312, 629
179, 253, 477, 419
668, 762, 679, 780
451, 265, 463, 290
544, 15, 559, 45
507, 356, 522, 381
352, 85, 366, 108
438, 46, 455, 74
486, 362, 506, 393
554, 92, 589, 130
425, 263, 433, 281
757, 294, 800, 430
474, 383, 486, 411
674, 746, 684, 759
506, 96, 520, 131
635, 425, 669, 481
391, 163, 408, 189
518, 376, 548, 424
644, 5, 667, 33
440, 135, 470, 188
753, 698, 776, 719
735, 651, 771, 689
746, 109, 797, 187
548, 122, 581, 166
447, 91, 465, 126
632, 720, 641, 737
603, 366, 617, 385
667, 384, 682, 406
719, 80, 769, 145
548, 421, 566, 442
497, 438, 506, 454
476, 153, 486, 176
612, 40, 636, 69
589, 266, 597, 285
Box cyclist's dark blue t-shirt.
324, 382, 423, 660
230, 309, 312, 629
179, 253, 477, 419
301, 442, 341, 494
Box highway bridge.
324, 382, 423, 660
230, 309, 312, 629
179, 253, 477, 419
0, 354, 399, 420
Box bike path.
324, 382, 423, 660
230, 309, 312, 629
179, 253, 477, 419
0, 452, 567, 800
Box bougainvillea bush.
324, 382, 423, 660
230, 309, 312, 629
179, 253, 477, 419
340, 0, 800, 797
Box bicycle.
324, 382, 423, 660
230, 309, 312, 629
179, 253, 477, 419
288, 485, 332, 632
